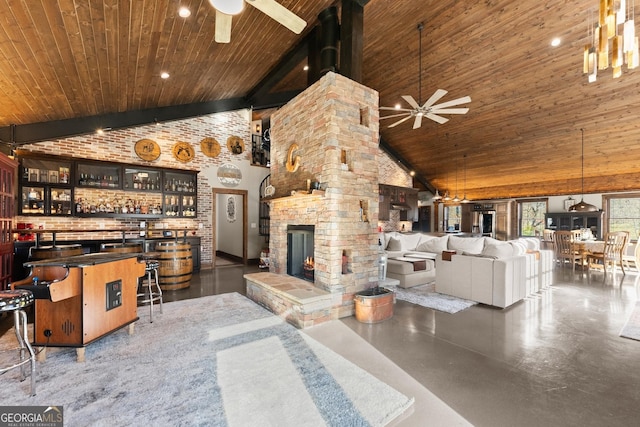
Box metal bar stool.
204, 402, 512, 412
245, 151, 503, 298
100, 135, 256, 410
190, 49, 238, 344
0, 289, 36, 396
137, 253, 163, 323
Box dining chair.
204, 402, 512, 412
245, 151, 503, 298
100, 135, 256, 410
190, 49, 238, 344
586, 231, 629, 276
553, 230, 583, 272
621, 241, 640, 272
542, 229, 555, 252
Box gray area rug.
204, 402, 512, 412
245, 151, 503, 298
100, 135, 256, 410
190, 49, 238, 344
0, 293, 413, 426
620, 301, 640, 341
389, 283, 478, 314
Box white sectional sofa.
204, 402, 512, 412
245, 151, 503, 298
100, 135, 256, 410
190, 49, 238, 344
382, 232, 554, 308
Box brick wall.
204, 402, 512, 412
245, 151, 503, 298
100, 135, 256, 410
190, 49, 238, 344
15, 109, 252, 266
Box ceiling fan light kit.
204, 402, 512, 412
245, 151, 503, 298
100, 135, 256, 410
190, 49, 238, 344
380, 22, 471, 129
211, 0, 307, 43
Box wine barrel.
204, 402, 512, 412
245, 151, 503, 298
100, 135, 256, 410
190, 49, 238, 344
99, 242, 143, 253
28, 244, 83, 261
155, 241, 192, 290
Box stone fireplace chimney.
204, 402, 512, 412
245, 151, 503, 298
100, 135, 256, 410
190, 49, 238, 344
265, 72, 380, 318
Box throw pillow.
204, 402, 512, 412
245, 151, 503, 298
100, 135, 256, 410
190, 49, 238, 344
416, 235, 448, 253
448, 235, 485, 254
386, 236, 402, 251
482, 243, 514, 259
509, 240, 527, 256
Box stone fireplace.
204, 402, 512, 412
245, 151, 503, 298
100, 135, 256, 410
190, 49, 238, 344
245, 72, 380, 327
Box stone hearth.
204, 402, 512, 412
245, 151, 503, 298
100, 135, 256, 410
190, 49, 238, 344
245, 72, 381, 328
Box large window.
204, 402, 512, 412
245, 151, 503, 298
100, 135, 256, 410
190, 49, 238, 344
606, 195, 640, 241
519, 199, 547, 237
444, 205, 461, 232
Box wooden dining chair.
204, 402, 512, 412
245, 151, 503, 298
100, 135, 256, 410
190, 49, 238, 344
553, 230, 583, 272
586, 231, 629, 276
542, 229, 555, 252
621, 241, 640, 272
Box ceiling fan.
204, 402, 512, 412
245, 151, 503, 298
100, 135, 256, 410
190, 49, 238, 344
210, 0, 307, 43
380, 23, 471, 129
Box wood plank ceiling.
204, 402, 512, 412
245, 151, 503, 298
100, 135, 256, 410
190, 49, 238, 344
0, 0, 639, 201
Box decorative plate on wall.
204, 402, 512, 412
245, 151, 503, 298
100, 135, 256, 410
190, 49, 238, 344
227, 136, 245, 154
172, 141, 195, 163
200, 137, 221, 158
134, 139, 161, 161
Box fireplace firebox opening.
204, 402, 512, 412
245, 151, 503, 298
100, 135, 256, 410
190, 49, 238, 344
287, 225, 315, 282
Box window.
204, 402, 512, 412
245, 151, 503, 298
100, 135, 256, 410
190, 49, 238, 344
444, 205, 461, 231
606, 195, 640, 241
518, 199, 547, 237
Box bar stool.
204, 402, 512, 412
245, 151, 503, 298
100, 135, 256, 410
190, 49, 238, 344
0, 289, 36, 396
137, 253, 163, 323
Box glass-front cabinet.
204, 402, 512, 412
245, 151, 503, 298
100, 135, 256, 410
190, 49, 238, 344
17, 153, 197, 219
124, 167, 161, 191
19, 158, 73, 216
163, 171, 197, 217
77, 162, 120, 188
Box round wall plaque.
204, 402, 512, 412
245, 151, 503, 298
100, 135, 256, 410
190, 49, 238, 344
227, 135, 245, 154
172, 141, 195, 163
200, 137, 221, 158
217, 163, 242, 187
134, 139, 161, 161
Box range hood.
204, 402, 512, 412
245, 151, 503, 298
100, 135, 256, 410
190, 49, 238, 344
390, 202, 411, 211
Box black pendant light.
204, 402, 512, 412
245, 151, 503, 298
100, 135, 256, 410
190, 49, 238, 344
569, 128, 598, 212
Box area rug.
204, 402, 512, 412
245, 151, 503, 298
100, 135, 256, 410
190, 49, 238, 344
620, 301, 640, 341
0, 293, 413, 426
388, 283, 477, 314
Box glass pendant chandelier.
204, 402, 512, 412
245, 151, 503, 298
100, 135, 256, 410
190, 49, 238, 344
584, 0, 640, 81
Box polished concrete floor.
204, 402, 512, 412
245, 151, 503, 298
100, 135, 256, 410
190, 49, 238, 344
5, 261, 640, 426
169, 263, 640, 426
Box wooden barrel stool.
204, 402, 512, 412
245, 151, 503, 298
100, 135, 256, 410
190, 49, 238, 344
100, 242, 143, 253
28, 244, 83, 260
0, 289, 36, 396
155, 241, 193, 290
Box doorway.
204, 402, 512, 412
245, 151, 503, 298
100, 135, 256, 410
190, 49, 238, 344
212, 188, 248, 267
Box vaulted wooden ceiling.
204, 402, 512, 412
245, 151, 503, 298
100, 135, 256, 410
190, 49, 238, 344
1, 0, 639, 201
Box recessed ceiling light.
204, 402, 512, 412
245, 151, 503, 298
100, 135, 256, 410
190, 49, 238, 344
303, 65, 309, 71
178, 7, 191, 18
161, 72, 170, 79
394, 103, 401, 110
551, 37, 561, 47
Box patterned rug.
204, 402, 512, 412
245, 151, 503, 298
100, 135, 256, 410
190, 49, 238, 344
389, 283, 478, 314
620, 301, 640, 341
0, 293, 413, 426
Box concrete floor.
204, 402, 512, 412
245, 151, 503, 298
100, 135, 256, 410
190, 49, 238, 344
174, 263, 640, 426
5, 261, 640, 426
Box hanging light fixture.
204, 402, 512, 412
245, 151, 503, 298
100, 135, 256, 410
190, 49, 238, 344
209, 0, 244, 15
584, 0, 640, 81
452, 157, 460, 202
461, 154, 470, 203
569, 129, 599, 212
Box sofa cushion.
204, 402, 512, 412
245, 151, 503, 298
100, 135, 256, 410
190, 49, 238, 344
386, 236, 402, 251
518, 237, 541, 251
395, 233, 423, 251
481, 242, 515, 259
448, 235, 485, 254
416, 235, 449, 253
509, 240, 527, 256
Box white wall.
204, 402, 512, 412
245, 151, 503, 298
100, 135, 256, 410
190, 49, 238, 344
215, 193, 244, 257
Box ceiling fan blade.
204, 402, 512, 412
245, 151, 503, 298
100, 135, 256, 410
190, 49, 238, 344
380, 106, 413, 112
388, 115, 413, 128
431, 96, 472, 110
401, 95, 420, 109
380, 113, 412, 120
430, 108, 469, 115
248, 0, 307, 34
215, 11, 232, 43
421, 89, 448, 108
425, 113, 449, 124
413, 114, 423, 129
